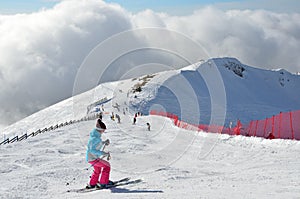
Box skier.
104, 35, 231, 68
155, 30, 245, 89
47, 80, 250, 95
111, 112, 115, 121
98, 112, 103, 121
267, 132, 275, 139
115, 114, 121, 123
133, 116, 136, 125
146, 122, 151, 131
86, 120, 114, 189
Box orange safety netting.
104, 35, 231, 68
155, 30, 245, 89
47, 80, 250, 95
150, 110, 300, 140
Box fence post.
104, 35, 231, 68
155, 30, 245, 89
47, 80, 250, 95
9, 136, 18, 143
290, 111, 294, 139
272, 115, 274, 135
263, 118, 268, 138
0, 138, 9, 145
248, 121, 253, 136
279, 112, 282, 139
234, 120, 241, 135
254, 120, 258, 137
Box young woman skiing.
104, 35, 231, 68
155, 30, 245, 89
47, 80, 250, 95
85, 119, 114, 189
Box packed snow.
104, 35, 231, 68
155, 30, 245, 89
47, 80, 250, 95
1, 58, 300, 198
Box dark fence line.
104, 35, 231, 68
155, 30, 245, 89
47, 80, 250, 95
0, 113, 101, 146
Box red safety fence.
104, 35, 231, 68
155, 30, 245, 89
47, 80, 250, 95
150, 110, 300, 140
242, 110, 300, 140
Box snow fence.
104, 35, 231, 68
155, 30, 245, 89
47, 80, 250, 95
150, 110, 300, 140
0, 112, 101, 145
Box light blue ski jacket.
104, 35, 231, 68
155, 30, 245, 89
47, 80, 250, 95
86, 129, 104, 162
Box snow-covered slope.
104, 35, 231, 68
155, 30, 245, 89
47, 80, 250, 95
131, 57, 300, 126
3, 57, 300, 137
1, 57, 300, 198
1, 94, 299, 199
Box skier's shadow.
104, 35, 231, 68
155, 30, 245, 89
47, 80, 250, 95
110, 187, 163, 194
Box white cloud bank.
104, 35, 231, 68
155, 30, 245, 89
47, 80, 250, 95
0, 0, 299, 129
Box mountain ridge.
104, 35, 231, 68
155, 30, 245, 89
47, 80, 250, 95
131, 57, 300, 126
3, 57, 300, 137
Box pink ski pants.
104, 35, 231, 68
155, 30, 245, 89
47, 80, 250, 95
89, 159, 111, 185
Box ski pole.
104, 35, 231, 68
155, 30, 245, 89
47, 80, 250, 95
66, 140, 110, 186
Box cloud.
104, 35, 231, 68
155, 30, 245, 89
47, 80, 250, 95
0, 0, 300, 129
0, 0, 132, 128
133, 7, 300, 71
214, 0, 300, 14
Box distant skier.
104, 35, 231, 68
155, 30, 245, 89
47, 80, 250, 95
266, 132, 275, 139
233, 120, 242, 135
86, 120, 114, 189
146, 122, 151, 131
133, 116, 136, 125
98, 112, 103, 120
111, 112, 115, 121
115, 114, 121, 123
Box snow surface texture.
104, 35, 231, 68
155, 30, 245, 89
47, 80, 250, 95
1, 57, 300, 198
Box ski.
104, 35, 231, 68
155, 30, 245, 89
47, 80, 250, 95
104, 178, 142, 189
72, 178, 142, 193
67, 177, 129, 193
67, 178, 142, 193
111, 177, 131, 184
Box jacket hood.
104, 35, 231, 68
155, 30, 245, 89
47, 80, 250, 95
90, 129, 101, 138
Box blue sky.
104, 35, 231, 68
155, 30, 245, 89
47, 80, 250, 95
0, 0, 299, 14
104, 0, 235, 14
0, 0, 56, 14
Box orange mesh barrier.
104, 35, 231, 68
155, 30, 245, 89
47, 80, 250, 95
150, 110, 299, 140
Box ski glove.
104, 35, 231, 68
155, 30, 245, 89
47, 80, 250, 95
103, 139, 110, 146
102, 151, 111, 161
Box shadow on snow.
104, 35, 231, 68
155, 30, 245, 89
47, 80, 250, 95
110, 187, 163, 194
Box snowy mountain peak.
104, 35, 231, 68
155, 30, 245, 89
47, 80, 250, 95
129, 57, 300, 126
184, 57, 246, 78
219, 58, 245, 78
